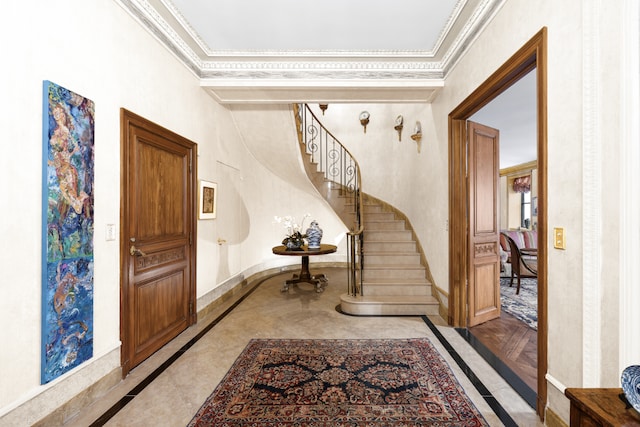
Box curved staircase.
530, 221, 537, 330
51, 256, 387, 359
340, 199, 440, 316
294, 104, 441, 316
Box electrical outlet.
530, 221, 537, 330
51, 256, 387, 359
553, 227, 565, 249
106, 224, 116, 241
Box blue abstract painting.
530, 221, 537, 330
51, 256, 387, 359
41, 81, 95, 383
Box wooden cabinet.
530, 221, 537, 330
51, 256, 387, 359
565, 388, 640, 426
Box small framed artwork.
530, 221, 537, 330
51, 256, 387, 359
532, 196, 538, 216
199, 180, 217, 219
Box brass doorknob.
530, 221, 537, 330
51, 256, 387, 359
130, 245, 146, 257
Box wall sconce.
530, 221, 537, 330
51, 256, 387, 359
319, 104, 328, 115
410, 121, 422, 153
394, 115, 403, 141
359, 111, 370, 133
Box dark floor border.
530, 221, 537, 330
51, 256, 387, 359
88, 273, 271, 426
456, 326, 537, 408
421, 316, 519, 427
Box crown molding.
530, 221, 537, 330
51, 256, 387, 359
199, 61, 445, 80
441, 0, 507, 74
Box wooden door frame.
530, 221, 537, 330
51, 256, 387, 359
119, 109, 198, 377
448, 28, 548, 418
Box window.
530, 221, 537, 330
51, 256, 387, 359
521, 191, 531, 228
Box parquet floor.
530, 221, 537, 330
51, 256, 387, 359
468, 311, 537, 392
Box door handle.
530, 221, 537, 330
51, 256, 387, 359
130, 245, 147, 257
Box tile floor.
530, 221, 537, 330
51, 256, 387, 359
65, 267, 542, 427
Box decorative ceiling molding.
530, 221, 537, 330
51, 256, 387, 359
115, 0, 505, 102
199, 61, 444, 80
117, 0, 204, 76
440, 0, 506, 74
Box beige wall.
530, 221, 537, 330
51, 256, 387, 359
0, 1, 341, 424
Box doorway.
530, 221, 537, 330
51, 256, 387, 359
467, 69, 539, 405
448, 29, 547, 419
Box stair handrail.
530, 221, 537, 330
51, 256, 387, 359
294, 104, 364, 296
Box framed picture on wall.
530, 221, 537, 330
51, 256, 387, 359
199, 180, 217, 219
532, 196, 538, 216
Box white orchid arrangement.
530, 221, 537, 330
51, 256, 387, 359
274, 213, 311, 247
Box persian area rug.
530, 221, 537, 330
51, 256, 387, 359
188, 338, 489, 427
500, 277, 538, 330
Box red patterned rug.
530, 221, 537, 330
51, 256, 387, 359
188, 338, 488, 426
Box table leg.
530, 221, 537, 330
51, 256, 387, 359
281, 256, 328, 293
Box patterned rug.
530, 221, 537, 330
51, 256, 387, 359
188, 338, 488, 426
500, 277, 537, 330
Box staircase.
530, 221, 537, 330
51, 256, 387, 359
294, 104, 441, 316
339, 198, 440, 316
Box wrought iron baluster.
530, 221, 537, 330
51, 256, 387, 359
295, 104, 364, 296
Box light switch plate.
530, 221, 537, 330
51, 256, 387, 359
106, 224, 116, 241
553, 227, 565, 249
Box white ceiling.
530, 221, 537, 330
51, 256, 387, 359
168, 0, 459, 52
121, 0, 534, 167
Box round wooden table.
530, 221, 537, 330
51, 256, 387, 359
272, 244, 337, 292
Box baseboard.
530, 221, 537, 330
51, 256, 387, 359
31, 366, 122, 427
545, 406, 569, 427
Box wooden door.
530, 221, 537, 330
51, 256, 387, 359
120, 109, 197, 377
467, 121, 501, 327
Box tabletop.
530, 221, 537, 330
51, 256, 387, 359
272, 244, 337, 256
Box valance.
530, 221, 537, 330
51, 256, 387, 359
512, 175, 531, 193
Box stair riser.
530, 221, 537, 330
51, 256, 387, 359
363, 285, 431, 296
364, 242, 417, 252
362, 205, 384, 214
340, 302, 440, 316
366, 231, 413, 241
365, 254, 422, 265
362, 212, 396, 220
363, 269, 426, 280
364, 221, 405, 231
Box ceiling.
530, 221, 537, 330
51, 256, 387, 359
120, 0, 534, 167
119, 0, 506, 103
170, 0, 459, 52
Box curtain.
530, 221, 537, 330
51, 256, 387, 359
512, 175, 531, 193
